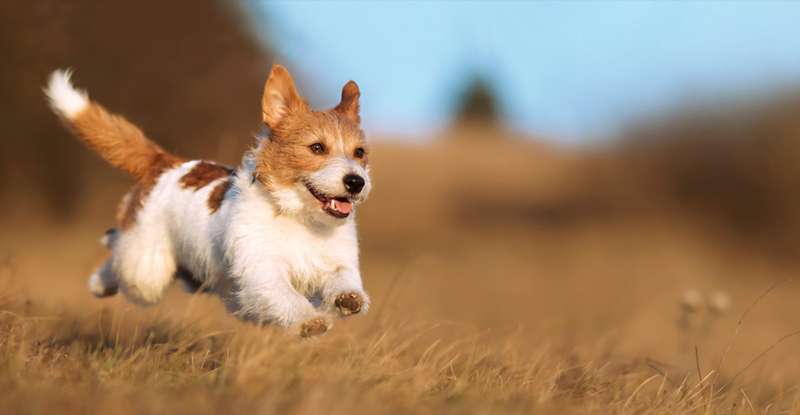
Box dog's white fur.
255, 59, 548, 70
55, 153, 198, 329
47, 70, 371, 332
46, 70, 88, 118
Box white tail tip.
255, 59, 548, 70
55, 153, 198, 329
45, 69, 88, 119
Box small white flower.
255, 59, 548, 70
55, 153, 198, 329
681, 289, 705, 313
708, 291, 731, 315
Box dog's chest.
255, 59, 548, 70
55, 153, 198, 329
225, 187, 359, 294
259, 218, 356, 292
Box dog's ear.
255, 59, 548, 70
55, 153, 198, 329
262, 64, 304, 128
335, 80, 360, 124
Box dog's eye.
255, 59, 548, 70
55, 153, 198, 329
353, 147, 365, 159
309, 143, 326, 154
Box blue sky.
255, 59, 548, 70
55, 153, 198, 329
245, 1, 800, 142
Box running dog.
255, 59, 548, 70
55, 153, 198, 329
45, 65, 371, 337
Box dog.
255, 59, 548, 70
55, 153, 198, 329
44, 65, 371, 337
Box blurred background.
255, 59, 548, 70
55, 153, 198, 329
4, 0, 800, 401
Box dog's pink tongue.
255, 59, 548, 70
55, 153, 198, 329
332, 199, 352, 214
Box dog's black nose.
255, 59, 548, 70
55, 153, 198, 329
343, 174, 365, 194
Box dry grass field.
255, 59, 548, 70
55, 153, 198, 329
2, 135, 800, 414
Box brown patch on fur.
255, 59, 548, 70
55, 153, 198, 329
208, 178, 233, 213
109, 159, 233, 230
116, 154, 185, 229
116, 186, 140, 229
180, 161, 234, 190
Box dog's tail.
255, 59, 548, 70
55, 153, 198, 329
44, 69, 181, 180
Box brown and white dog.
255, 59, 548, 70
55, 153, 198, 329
45, 65, 371, 337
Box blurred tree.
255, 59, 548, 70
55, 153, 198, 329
452, 73, 503, 128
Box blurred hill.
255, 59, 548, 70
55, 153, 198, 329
0, 0, 272, 218
436, 75, 800, 260
616, 91, 800, 258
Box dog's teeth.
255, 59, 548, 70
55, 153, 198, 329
330, 199, 336, 210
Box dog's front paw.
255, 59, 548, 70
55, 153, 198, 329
334, 292, 364, 316
299, 317, 330, 338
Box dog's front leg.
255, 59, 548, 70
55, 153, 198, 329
235, 265, 331, 337
322, 267, 370, 318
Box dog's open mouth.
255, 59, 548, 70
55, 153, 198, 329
305, 183, 352, 218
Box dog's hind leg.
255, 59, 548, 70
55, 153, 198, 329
114, 226, 177, 305
88, 256, 119, 297
88, 228, 120, 298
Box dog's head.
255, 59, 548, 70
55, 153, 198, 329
254, 65, 371, 225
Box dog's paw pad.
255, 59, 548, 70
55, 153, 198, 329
335, 292, 363, 316
300, 317, 329, 337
